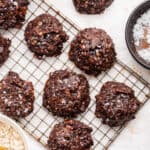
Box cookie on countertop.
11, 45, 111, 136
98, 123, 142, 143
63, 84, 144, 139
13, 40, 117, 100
0, 0, 29, 29
0, 36, 11, 65
48, 119, 93, 150
73, 0, 113, 14
69, 28, 116, 76
0, 71, 35, 118
43, 70, 90, 118
95, 81, 141, 127
25, 13, 69, 59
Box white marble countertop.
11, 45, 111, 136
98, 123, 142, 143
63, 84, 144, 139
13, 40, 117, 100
28, 0, 150, 149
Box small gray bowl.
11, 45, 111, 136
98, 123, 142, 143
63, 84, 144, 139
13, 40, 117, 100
125, 0, 150, 69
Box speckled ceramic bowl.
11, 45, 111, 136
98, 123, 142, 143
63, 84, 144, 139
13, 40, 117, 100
125, 0, 150, 69
0, 114, 28, 150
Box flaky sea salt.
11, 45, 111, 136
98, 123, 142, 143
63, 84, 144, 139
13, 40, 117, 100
133, 9, 150, 63
138, 48, 150, 63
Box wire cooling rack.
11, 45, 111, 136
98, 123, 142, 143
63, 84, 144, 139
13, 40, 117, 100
0, 0, 149, 149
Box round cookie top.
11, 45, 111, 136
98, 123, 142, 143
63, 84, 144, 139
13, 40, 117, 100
43, 70, 90, 118
0, 71, 35, 118
0, 0, 29, 29
69, 28, 116, 76
95, 81, 141, 127
25, 13, 69, 59
0, 36, 11, 65
73, 0, 113, 14
48, 120, 93, 150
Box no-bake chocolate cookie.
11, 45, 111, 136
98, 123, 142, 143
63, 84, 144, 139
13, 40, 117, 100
0, 72, 35, 118
95, 81, 141, 127
48, 120, 93, 150
0, 36, 11, 65
25, 13, 69, 59
73, 0, 113, 14
0, 0, 29, 29
69, 28, 116, 76
43, 70, 90, 118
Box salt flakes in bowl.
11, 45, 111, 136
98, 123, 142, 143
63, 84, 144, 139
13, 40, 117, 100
138, 48, 150, 63
126, 0, 150, 69
133, 9, 150, 63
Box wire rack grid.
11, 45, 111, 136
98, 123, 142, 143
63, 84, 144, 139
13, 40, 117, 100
0, 0, 149, 149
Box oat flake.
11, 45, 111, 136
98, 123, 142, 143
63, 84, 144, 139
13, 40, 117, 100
0, 121, 25, 150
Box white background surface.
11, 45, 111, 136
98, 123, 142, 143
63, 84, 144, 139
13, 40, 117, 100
27, 0, 150, 149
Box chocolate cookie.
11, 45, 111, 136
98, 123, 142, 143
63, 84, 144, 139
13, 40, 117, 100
69, 28, 116, 76
0, 36, 11, 65
25, 13, 69, 59
48, 120, 93, 150
95, 81, 141, 127
0, 72, 35, 118
73, 0, 113, 14
0, 0, 29, 30
43, 70, 90, 118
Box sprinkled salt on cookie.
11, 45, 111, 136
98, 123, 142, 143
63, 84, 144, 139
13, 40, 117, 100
25, 13, 69, 59
69, 28, 116, 76
0, 71, 35, 118
48, 120, 93, 150
43, 70, 90, 118
95, 81, 141, 127
0, 0, 29, 29
73, 0, 113, 14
